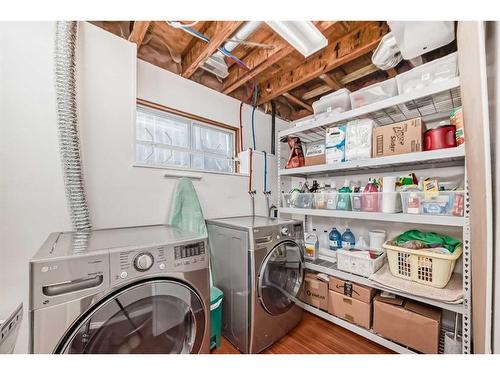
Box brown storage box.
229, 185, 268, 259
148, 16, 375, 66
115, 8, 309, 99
304, 142, 326, 166
372, 118, 423, 158
300, 272, 328, 310
328, 276, 376, 304
328, 290, 372, 329
305, 154, 326, 166
373, 294, 442, 354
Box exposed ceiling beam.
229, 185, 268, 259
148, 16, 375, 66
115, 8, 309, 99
257, 22, 389, 106
282, 92, 313, 112
319, 73, 342, 90
182, 21, 243, 79
302, 63, 381, 100
128, 21, 151, 46
289, 109, 313, 121
222, 21, 339, 95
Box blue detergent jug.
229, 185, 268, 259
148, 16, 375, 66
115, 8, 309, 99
341, 228, 356, 249
329, 227, 342, 251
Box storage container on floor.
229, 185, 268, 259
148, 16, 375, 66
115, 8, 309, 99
210, 286, 224, 350
396, 52, 458, 94
383, 241, 463, 288
349, 78, 398, 109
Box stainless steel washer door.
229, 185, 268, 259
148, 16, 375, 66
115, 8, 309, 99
257, 240, 304, 316
55, 279, 206, 354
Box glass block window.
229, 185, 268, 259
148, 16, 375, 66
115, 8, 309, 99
135, 104, 236, 173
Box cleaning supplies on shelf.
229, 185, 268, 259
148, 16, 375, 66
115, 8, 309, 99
355, 236, 369, 250
326, 182, 338, 210
450, 107, 464, 146
341, 228, 356, 249
325, 125, 346, 163
329, 227, 342, 251
321, 230, 330, 250
336, 180, 352, 211
361, 178, 379, 212
305, 230, 319, 261
381, 176, 398, 213
345, 119, 374, 161
369, 230, 387, 251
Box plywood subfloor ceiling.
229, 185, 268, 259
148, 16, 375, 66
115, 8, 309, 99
91, 21, 456, 121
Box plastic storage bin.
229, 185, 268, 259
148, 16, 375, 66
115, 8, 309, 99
349, 78, 398, 109
281, 193, 314, 209
383, 241, 463, 288
210, 286, 224, 350
313, 192, 338, 210
400, 190, 465, 217
336, 250, 386, 277
396, 52, 458, 94
312, 88, 351, 115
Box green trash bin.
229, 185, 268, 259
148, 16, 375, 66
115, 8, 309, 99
210, 286, 224, 350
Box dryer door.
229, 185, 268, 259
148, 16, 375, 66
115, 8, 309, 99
55, 279, 205, 354
257, 240, 304, 315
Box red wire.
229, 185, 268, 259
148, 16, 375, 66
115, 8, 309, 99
239, 101, 244, 152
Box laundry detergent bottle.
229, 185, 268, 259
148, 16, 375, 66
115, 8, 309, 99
341, 228, 356, 249
304, 229, 319, 261
336, 180, 352, 211
329, 227, 342, 251
362, 178, 379, 212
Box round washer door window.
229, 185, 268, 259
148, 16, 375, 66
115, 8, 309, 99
56, 279, 206, 354
258, 240, 304, 315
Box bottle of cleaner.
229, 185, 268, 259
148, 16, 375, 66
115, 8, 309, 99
362, 177, 379, 212
341, 228, 356, 249
329, 227, 342, 251
321, 230, 330, 250
304, 229, 319, 261
336, 180, 352, 211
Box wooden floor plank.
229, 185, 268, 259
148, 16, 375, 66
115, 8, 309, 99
212, 311, 394, 354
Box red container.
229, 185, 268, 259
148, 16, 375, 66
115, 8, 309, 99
424, 125, 457, 151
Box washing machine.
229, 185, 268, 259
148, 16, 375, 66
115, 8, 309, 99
29, 225, 210, 354
207, 216, 304, 353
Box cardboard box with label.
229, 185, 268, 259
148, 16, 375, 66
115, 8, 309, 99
372, 118, 423, 158
328, 290, 372, 329
372, 293, 442, 354
304, 141, 326, 166
328, 276, 376, 304
300, 272, 329, 311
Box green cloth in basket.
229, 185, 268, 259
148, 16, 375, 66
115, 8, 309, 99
393, 230, 461, 253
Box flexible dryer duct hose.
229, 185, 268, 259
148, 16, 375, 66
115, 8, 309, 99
54, 21, 92, 232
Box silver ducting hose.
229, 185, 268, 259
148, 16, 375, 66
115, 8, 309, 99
55, 21, 92, 232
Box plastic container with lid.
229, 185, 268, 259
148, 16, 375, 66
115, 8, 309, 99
396, 52, 458, 94
312, 88, 351, 116
349, 78, 398, 109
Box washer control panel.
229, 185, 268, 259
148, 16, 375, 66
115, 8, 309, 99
109, 240, 207, 286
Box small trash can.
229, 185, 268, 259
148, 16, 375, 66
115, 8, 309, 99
210, 286, 224, 350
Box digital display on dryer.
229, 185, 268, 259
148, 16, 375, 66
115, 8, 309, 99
174, 242, 205, 260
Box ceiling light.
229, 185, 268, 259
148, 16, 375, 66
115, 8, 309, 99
266, 21, 328, 58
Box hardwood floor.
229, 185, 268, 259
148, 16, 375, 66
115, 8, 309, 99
212, 311, 394, 354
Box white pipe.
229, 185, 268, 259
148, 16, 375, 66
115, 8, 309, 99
213, 21, 262, 58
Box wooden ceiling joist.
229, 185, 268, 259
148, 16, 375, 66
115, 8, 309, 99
282, 92, 313, 112
319, 73, 342, 91
222, 21, 339, 95
182, 21, 243, 79
128, 21, 151, 46
257, 22, 389, 106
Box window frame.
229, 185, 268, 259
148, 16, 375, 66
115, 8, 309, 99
135, 99, 240, 174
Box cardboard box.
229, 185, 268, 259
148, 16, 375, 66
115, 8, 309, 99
300, 272, 329, 311
372, 294, 441, 354
304, 141, 326, 166
372, 118, 423, 158
328, 277, 376, 304
328, 290, 372, 329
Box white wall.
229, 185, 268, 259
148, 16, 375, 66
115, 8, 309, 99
0, 21, 288, 353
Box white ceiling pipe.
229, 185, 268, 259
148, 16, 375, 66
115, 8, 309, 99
213, 21, 262, 58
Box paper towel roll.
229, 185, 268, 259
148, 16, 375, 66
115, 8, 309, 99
382, 176, 397, 213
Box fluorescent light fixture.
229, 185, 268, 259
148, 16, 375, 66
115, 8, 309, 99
266, 21, 328, 58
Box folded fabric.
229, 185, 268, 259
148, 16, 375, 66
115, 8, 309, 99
369, 264, 463, 304
392, 229, 461, 253
168, 177, 207, 236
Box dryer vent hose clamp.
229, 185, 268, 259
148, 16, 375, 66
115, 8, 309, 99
55, 21, 92, 232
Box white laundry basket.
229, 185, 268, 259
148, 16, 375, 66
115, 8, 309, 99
383, 241, 462, 288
